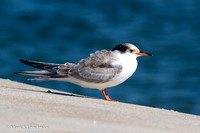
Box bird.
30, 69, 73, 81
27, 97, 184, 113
14, 43, 153, 101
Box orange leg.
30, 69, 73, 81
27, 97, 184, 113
101, 88, 118, 102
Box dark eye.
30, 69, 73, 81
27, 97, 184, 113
130, 49, 135, 53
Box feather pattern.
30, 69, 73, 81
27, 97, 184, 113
59, 50, 122, 83
15, 50, 122, 83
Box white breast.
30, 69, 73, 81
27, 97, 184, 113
108, 51, 138, 87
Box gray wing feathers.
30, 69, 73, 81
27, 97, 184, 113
68, 50, 122, 83
16, 50, 122, 83
72, 66, 121, 83
78, 50, 117, 67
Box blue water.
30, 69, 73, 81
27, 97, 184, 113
1, 0, 200, 115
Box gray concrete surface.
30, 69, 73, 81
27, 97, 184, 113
0, 79, 199, 133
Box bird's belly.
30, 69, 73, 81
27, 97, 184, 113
54, 77, 113, 90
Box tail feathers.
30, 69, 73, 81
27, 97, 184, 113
14, 70, 67, 81
14, 70, 59, 81
14, 70, 54, 76
28, 76, 51, 82
19, 59, 60, 73
15, 59, 68, 81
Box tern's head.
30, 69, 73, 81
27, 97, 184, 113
111, 43, 153, 57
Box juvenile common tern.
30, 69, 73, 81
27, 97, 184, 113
14, 43, 152, 101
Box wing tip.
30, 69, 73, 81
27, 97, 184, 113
19, 59, 29, 64
13, 72, 18, 74
14, 72, 25, 75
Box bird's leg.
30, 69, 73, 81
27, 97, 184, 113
101, 88, 118, 102
101, 88, 111, 100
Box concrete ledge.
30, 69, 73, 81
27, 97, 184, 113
0, 78, 199, 133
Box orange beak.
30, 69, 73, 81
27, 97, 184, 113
136, 51, 153, 56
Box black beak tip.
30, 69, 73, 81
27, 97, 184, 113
140, 51, 153, 56
149, 53, 153, 56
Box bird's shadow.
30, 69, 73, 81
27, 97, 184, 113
45, 89, 88, 98
4, 86, 90, 98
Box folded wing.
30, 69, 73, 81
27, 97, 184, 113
15, 50, 122, 83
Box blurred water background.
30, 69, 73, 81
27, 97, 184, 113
0, 0, 200, 115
